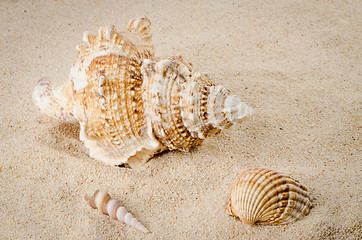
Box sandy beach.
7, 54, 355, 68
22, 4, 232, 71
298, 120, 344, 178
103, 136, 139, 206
1, 0, 361, 239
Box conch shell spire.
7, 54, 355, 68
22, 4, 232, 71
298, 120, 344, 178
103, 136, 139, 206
206, 85, 254, 130
141, 56, 254, 143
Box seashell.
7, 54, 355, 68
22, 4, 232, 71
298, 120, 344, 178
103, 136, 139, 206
85, 190, 149, 233
227, 168, 312, 225
33, 16, 254, 167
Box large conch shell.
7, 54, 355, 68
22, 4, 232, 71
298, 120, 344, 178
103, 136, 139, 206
227, 168, 313, 225
85, 190, 149, 233
33, 16, 254, 167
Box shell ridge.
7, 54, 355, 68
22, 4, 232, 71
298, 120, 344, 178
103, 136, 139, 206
165, 63, 195, 150
237, 169, 256, 223
238, 168, 263, 223
243, 169, 267, 223
250, 169, 281, 223
144, 59, 200, 150
72, 49, 124, 91
168, 66, 202, 150
253, 179, 290, 221
278, 200, 308, 223
180, 74, 211, 139
256, 179, 312, 223
76, 54, 162, 166
256, 194, 290, 223
151, 60, 175, 147
252, 172, 292, 221
246, 169, 277, 223
207, 86, 229, 129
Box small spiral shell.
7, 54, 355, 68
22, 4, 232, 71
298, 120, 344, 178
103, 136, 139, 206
85, 190, 149, 233
227, 168, 313, 225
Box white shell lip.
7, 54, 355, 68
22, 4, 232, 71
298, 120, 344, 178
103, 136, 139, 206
79, 122, 162, 167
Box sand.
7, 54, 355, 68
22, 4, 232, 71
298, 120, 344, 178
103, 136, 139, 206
1, 0, 360, 239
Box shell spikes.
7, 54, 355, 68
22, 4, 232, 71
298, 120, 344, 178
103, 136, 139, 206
227, 168, 313, 225
126, 16, 152, 42
85, 190, 149, 233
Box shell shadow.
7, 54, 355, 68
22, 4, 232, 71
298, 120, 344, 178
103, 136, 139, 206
38, 120, 172, 168
43, 121, 89, 159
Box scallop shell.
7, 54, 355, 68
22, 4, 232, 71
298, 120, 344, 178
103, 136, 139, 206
85, 190, 149, 233
227, 168, 312, 225
33, 16, 254, 167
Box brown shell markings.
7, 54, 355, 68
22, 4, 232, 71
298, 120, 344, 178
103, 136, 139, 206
227, 168, 313, 225
33, 16, 254, 168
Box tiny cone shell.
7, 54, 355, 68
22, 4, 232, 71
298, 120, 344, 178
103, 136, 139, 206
227, 168, 313, 225
85, 190, 149, 233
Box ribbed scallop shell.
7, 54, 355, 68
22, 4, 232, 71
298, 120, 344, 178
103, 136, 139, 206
33, 17, 254, 168
227, 168, 312, 225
